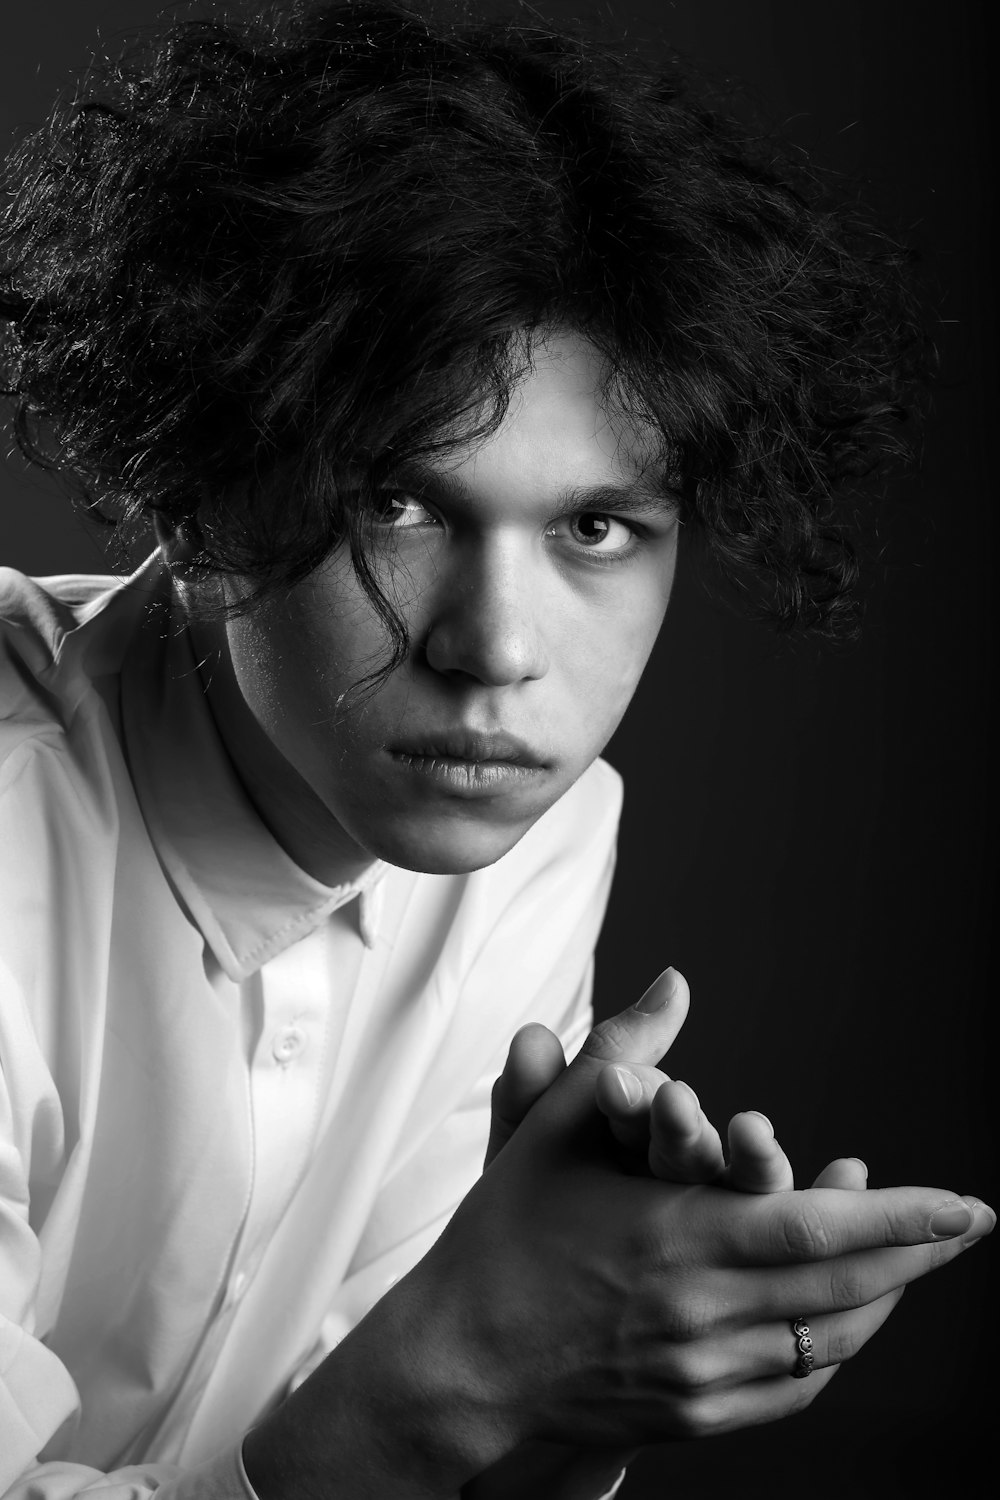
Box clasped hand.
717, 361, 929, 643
244, 968, 994, 1500
422, 967, 993, 1460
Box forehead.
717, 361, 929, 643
395, 329, 667, 503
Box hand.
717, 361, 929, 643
415, 974, 994, 1459
489, 966, 809, 1194
474, 968, 802, 1497
477, 967, 803, 1498
245, 978, 993, 1500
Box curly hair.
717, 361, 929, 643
0, 0, 924, 658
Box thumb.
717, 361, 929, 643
485, 1023, 567, 1167
573, 967, 690, 1080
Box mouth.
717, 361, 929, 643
386, 730, 549, 794
390, 730, 545, 766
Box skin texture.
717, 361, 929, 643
172, 330, 680, 884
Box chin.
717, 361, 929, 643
361, 809, 537, 875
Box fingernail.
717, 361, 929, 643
633, 967, 675, 1013
674, 1079, 700, 1108
848, 1157, 869, 1177
929, 1202, 974, 1238
964, 1201, 997, 1243
612, 1066, 642, 1108
744, 1110, 774, 1135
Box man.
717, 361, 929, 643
0, 3, 993, 1497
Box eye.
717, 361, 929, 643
567, 512, 634, 552
374, 494, 438, 530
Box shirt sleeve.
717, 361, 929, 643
0, 1159, 246, 1494
454, 1440, 630, 1500
0, 751, 249, 1498
2, 1447, 256, 1499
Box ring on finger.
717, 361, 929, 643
791, 1317, 815, 1378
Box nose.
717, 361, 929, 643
420, 539, 549, 686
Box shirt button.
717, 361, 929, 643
271, 1025, 307, 1065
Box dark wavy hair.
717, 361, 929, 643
0, 0, 924, 660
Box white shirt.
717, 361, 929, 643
0, 559, 624, 1498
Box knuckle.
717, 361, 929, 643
869, 1197, 906, 1251
661, 1342, 715, 1393
669, 1392, 726, 1441
579, 1016, 631, 1063
776, 1199, 834, 1262
660, 1288, 717, 1346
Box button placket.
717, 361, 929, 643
271, 1023, 307, 1066
234, 932, 333, 1308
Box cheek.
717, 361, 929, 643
569, 606, 664, 745
224, 619, 334, 770
228, 570, 385, 730
226, 619, 289, 731
579, 564, 673, 694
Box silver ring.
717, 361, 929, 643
791, 1317, 815, 1378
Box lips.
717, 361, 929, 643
387, 729, 546, 767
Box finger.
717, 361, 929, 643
485, 1023, 567, 1166
740, 1206, 993, 1320
575, 967, 690, 1077
647, 1079, 726, 1183
811, 1157, 868, 1191
499, 1023, 567, 1118
724, 1112, 794, 1194
657, 1287, 909, 1439
678, 1288, 903, 1389
657, 1362, 838, 1440
761, 1292, 903, 1381
708, 1185, 996, 1268
594, 1062, 673, 1155
775, 1289, 902, 1377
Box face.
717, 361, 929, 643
194, 330, 681, 879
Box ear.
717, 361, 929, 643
152, 512, 201, 569
152, 513, 225, 615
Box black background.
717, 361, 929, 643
1, 3, 995, 1495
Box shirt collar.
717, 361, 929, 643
118, 557, 385, 982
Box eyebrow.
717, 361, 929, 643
385, 463, 682, 516
560, 481, 682, 517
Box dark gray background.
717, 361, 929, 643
1, 3, 995, 1495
